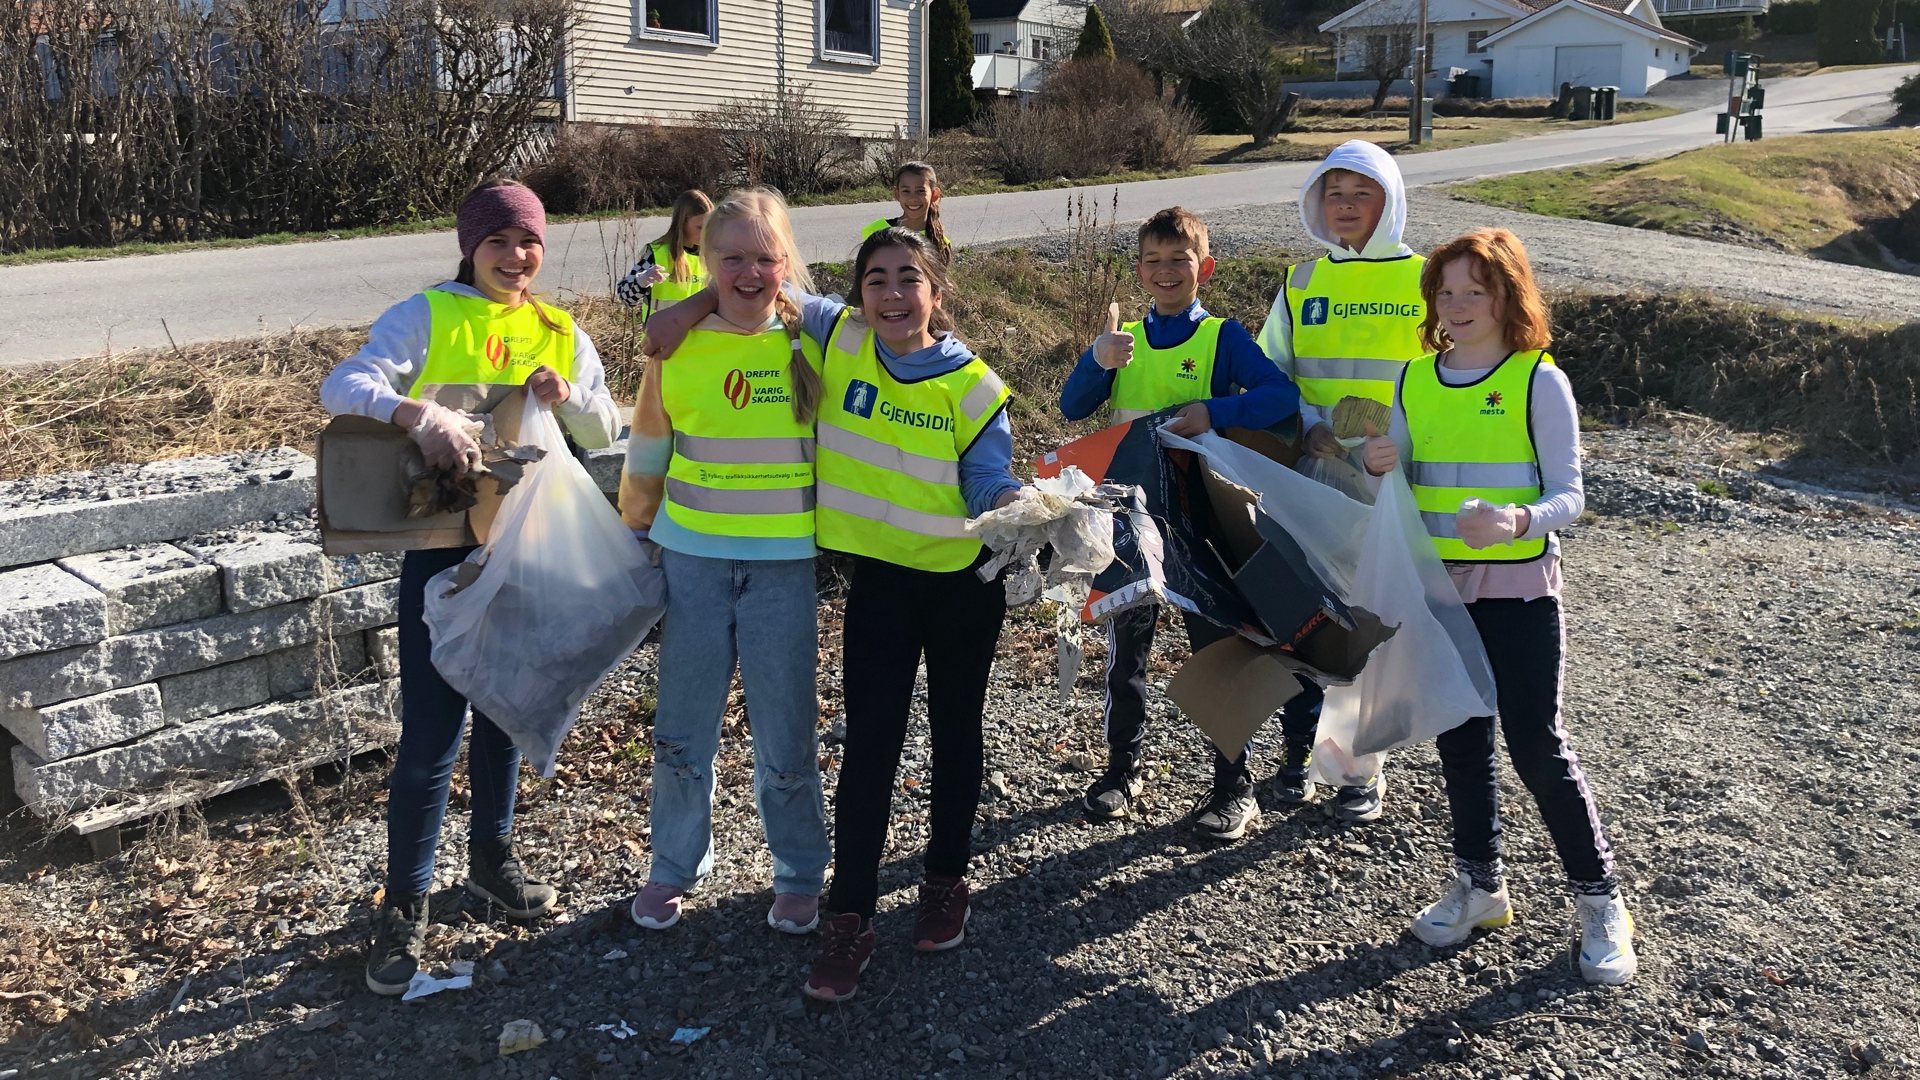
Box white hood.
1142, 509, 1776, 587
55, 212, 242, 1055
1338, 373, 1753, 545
1297, 140, 1412, 261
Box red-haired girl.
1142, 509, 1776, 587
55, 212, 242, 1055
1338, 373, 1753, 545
1359, 227, 1636, 985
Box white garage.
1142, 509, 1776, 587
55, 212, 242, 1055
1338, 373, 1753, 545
1481, 0, 1699, 98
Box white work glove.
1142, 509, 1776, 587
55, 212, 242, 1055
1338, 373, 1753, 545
636, 263, 667, 288
407, 401, 483, 474
1456, 498, 1525, 550
1092, 303, 1134, 371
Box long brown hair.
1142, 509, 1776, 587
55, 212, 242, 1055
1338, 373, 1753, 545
893, 162, 952, 264
702, 187, 823, 424
452, 178, 564, 334
653, 188, 714, 284
1417, 228, 1551, 354
853, 227, 957, 337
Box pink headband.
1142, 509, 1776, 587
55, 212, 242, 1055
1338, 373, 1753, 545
457, 184, 547, 262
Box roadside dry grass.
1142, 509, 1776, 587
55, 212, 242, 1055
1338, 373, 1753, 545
1449, 129, 1920, 271
1199, 105, 1682, 164
5, 248, 1916, 482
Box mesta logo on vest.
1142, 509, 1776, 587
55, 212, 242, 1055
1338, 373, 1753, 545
1481, 390, 1506, 415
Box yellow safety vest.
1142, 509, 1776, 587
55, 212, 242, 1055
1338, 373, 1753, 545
861, 218, 892, 240
659, 322, 824, 542
1284, 255, 1426, 409
1109, 316, 1221, 422
649, 241, 707, 308
1402, 350, 1553, 563
815, 312, 1011, 572
412, 289, 576, 404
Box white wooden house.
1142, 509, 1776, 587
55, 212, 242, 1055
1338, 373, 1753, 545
1319, 0, 1700, 97
568, 0, 930, 138
967, 0, 1085, 96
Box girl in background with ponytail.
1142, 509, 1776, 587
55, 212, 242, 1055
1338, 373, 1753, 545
617, 188, 832, 938
860, 162, 953, 263
617, 188, 715, 319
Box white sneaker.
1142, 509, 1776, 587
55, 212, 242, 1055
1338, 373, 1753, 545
1410, 872, 1514, 946
1575, 893, 1637, 985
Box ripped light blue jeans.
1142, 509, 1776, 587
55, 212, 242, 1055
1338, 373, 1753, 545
649, 549, 829, 896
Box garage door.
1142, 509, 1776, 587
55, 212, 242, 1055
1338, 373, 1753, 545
1553, 44, 1622, 88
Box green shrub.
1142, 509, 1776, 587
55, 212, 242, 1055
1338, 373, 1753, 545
1764, 0, 1819, 34
1895, 72, 1920, 116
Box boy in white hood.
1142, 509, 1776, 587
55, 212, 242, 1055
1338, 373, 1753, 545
1258, 140, 1427, 825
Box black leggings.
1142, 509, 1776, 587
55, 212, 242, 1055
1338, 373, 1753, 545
824, 553, 1007, 921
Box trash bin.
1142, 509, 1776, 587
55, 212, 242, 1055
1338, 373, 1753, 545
1419, 96, 1435, 142
1451, 72, 1481, 98
1595, 86, 1618, 120
1571, 85, 1595, 121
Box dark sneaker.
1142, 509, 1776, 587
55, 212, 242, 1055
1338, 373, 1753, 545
1330, 774, 1387, 824
464, 841, 557, 919
803, 913, 876, 1003
912, 876, 971, 952
1192, 785, 1260, 841
1273, 741, 1317, 804
1083, 760, 1146, 819
365, 894, 428, 997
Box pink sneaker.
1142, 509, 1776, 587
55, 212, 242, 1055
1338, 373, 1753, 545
630, 882, 684, 930
768, 892, 820, 935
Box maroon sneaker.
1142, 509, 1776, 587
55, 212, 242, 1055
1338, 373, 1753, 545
802, 913, 875, 1003
912, 876, 971, 952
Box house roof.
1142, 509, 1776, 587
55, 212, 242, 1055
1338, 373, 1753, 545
1478, 0, 1702, 49
968, 0, 1031, 19
1319, 0, 1534, 33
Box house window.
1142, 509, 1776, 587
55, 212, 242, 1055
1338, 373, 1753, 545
1030, 36, 1052, 59
641, 0, 716, 43
820, 0, 878, 62
973, 32, 989, 53
1467, 30, 1489, 54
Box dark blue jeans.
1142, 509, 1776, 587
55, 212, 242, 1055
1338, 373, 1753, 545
387, 546, 522, 898
1436, 596, 1616, 888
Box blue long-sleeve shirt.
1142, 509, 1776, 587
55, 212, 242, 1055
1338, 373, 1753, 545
803, 295, 1021, 516
1058, 301, 1300, 430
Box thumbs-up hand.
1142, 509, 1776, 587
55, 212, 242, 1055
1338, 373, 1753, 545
1092, 303, 1134, 371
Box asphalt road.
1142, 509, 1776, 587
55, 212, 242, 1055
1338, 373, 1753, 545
0, 63, 1912, 366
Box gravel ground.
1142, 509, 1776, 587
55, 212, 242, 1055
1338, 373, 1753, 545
3, 422, 1918, 1079
1004, 193, 1920, 325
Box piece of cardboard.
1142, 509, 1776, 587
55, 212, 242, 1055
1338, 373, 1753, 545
315, 389, 532, 555
1167, 635, 1320, 760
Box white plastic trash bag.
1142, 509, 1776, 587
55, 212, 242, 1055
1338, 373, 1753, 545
1158, 431, 1496, 785
424, 395, 665, 776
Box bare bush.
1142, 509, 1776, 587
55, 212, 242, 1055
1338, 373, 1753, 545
706, 85, 861, 198
522, 121, 728, 213
863, 128, 981, 189
0, 0, 575, 252
981, 58, 1199, 183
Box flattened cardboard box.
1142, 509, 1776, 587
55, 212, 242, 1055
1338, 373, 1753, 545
315, 389, 530, 554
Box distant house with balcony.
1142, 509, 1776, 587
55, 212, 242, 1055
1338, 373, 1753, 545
967, 0, 1083, 97
1321, 0, 1701, 98
1649, 0, 1768, 20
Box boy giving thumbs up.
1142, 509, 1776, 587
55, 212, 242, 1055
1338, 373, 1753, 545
1056, 206, 1302, 842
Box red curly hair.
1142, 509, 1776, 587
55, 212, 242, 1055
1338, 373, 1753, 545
1418, 228, 1551, 354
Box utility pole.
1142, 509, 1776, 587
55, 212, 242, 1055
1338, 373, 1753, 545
1409, 0, 1429, 144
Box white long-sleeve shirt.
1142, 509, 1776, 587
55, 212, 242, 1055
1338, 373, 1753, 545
1366, 356, 1584, 602
319, 282, 621, 448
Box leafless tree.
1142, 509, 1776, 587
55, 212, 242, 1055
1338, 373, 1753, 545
1182, 0, 1299, 146
1350, 0, 1420, 111
0, 0, 578, 252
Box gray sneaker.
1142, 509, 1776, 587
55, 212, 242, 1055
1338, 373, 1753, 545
1084, 761, 1146, 820
1330, 774, 1386, 824
465, 841, 556, 919
1192, 786, 1260, 841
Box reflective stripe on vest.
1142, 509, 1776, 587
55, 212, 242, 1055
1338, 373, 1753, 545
1285, 255, 1426, 409
411, 290, 577, 402
658, 324, 823, 541
1402, 350, 1553, 563
649, 241, 706, 307
1109, 317, 1221, 423
814, 311, 1010, 571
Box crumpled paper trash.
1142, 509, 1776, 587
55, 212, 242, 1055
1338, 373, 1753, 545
498, 1019, 546, 1056
965, 467, 1124, 700
400, 960, 475, 1001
